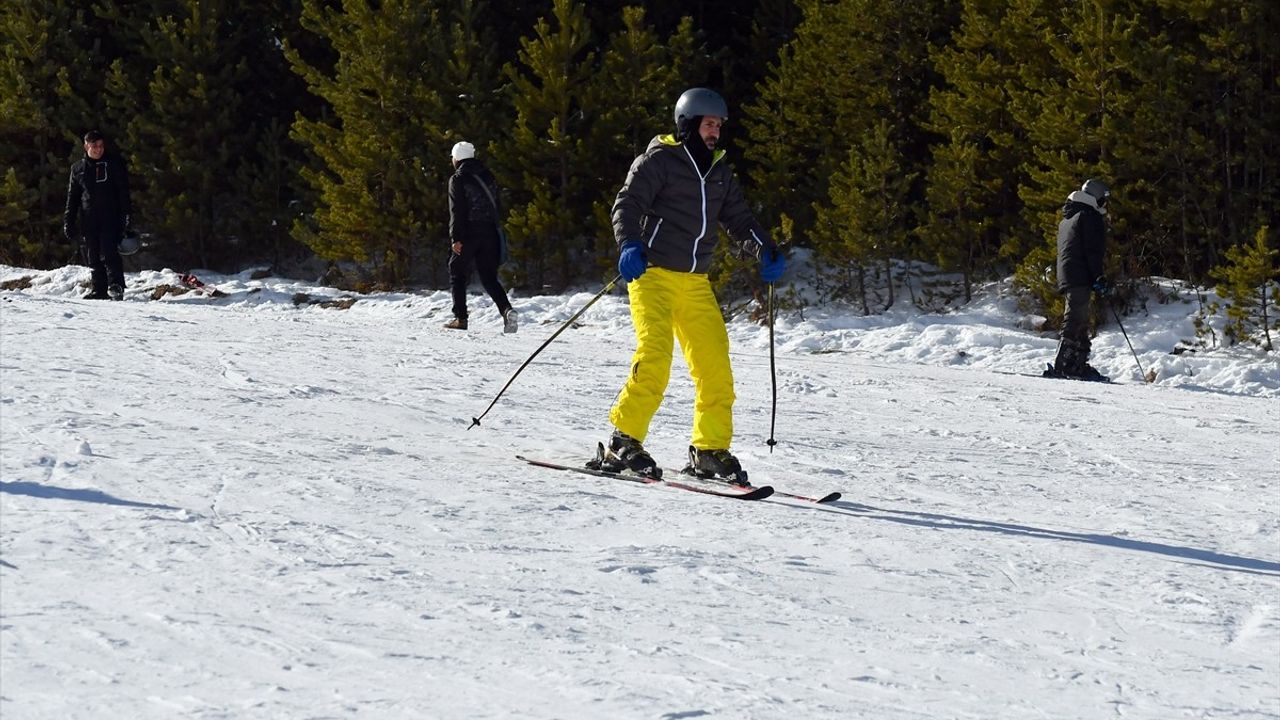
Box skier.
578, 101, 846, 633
446, 141, 517, 333
64, 130, 132, 300
593, 88, 786, 485
1049, 177, 1111, 381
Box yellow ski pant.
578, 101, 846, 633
609, 267, 735, 449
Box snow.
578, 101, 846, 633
2, 261, 1278, 719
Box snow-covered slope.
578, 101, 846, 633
2, 264, 1277, 719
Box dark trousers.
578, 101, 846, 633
82, 220, 124, 294
1054, 285, 1093, 372
448, 230, 510, 319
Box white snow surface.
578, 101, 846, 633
2, 262, 1278, 719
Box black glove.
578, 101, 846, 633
1091, 276, 1110, 296
63, 222, 77, 242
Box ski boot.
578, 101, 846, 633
683, 446, 749, 487
587, 430, 661, 478
1075, 363, 1109, 382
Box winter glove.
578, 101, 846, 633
618, 240, 647, 281
1091, 276, 1110, 296
760, 246, 786, 283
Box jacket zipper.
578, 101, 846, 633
682, 145, 719, 272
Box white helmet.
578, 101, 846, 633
450, 141, 476, 162
1081, 178, 1110, 207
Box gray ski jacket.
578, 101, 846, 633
611, 134, 772, 274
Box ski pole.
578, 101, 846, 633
469, 274, 621, 429
1110, 304, 1149, 382
766, 283, 779, 452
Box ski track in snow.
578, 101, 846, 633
1, 269, 1278, 719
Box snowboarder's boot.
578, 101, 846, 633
684, 446, 749, 487
587, 430, 660, 478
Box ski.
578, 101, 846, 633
518, 455, 774, 501
771, 488, 842, 504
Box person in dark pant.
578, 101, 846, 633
445, 141, 516, 333
1050, 178, 1111, 380
64, 130, 131, 300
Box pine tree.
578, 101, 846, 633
922, 0, 1046, 301
743, 0, 890, 245
742, 0, 952, 264
580, 10, 707, 277
286, 0, 449, 285
92, 0, 304, 270
442, 0, 505, 150
1190, 0, 1280, 277
1210, 226, 1279, 350
497, 0, 595, 289
0, 0, 99, 268
813, 119, 917, 314
232, 117, 306, 270
1006, 0, 1138, 312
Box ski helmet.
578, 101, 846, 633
674, 88, 728, 136
1081, 178, 1110, 207
450, 141, 475, 162
118, 230, 140, 256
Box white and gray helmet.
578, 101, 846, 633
1081, 178, 1110, 207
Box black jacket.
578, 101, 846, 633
1056, 193, 1106, 291
448, 159, 500, 245
65, 152, 131, 234
612, 134, 772, 274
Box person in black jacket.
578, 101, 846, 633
590, 88, 786, 485
1050, 178, 1111, 380
64, 130, 131, 300
445, 141, 516, 333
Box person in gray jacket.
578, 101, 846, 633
1049, 178, 1110, 381
590, 88, 786, 485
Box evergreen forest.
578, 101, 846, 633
3, 0, 1277, 319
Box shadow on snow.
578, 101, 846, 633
819, 500, 1280, 576
1, 480, 180, 511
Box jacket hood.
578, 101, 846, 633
1063, 189, 1106, 217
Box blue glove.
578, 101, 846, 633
1091, 276, 1110, 296
760, 246, 786, 283
618, 240, 647, 281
